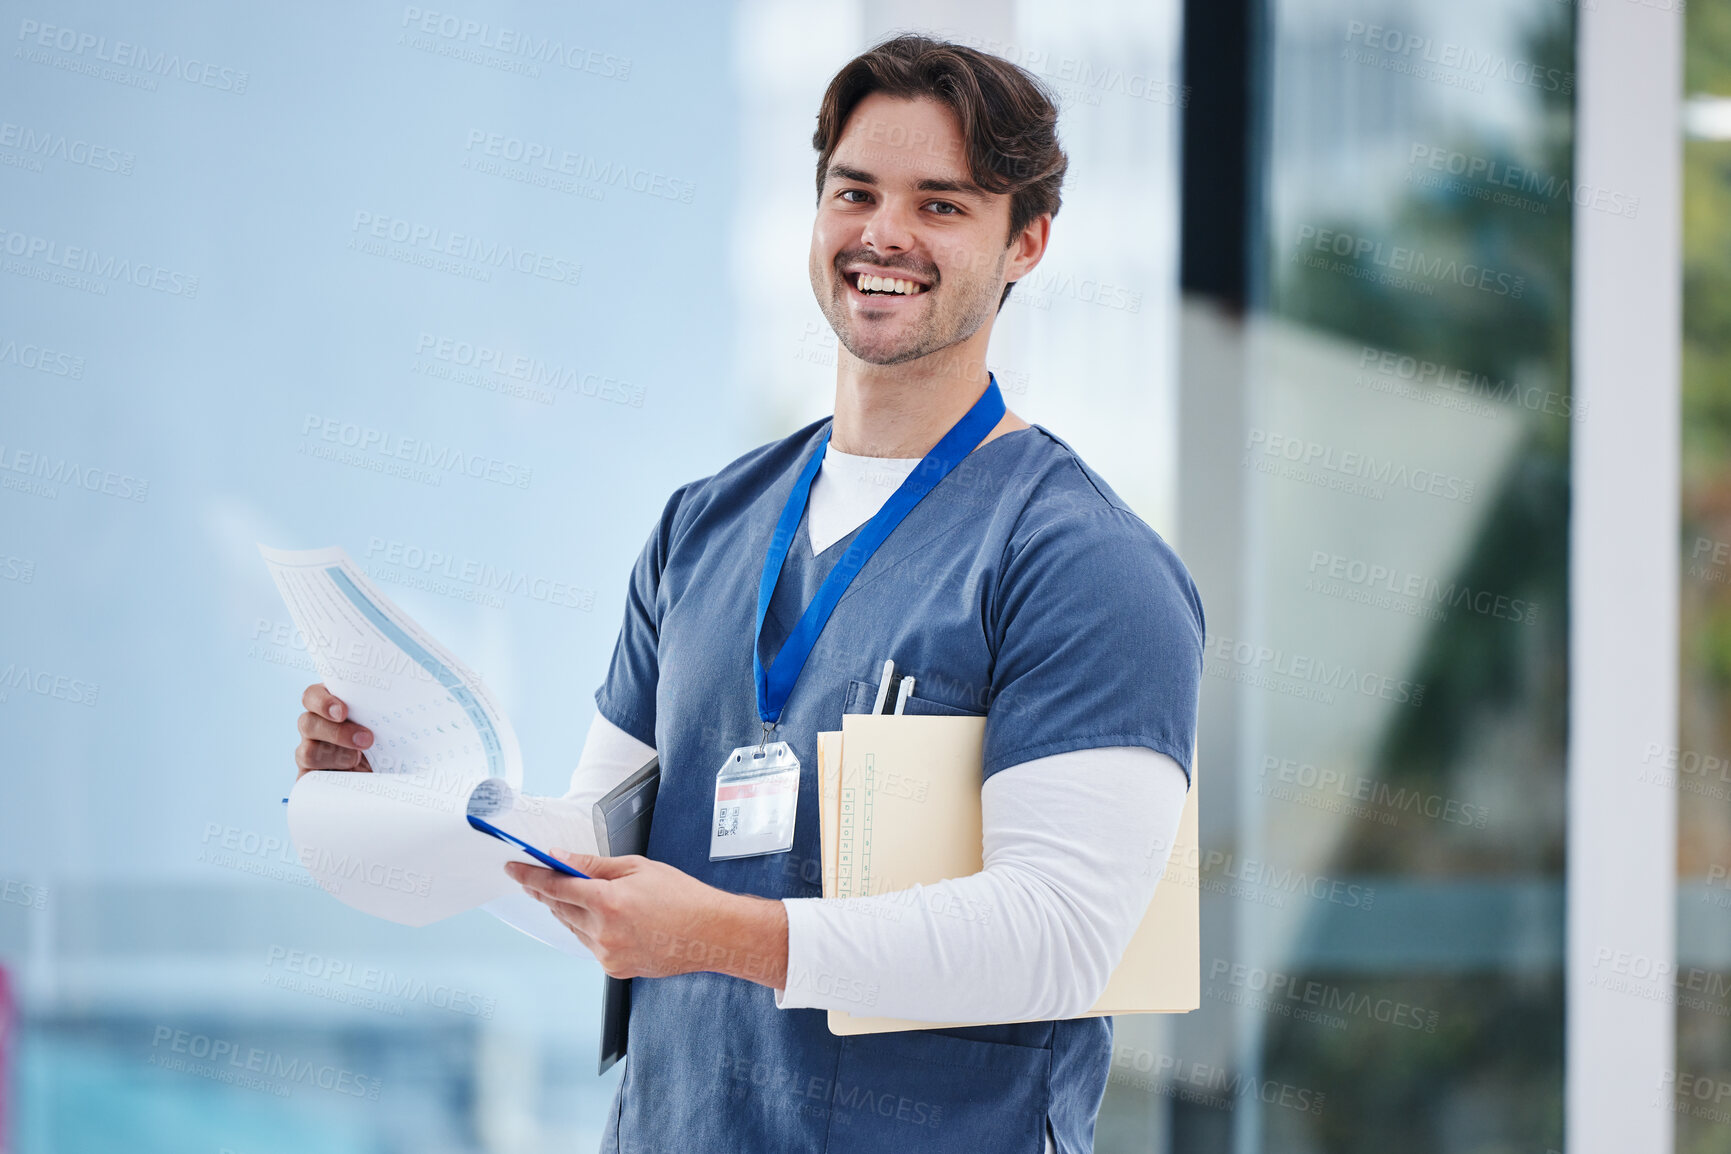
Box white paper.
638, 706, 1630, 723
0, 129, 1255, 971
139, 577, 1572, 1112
259, 544, 521, 785
286, 771, 517, 925
263, 544, 591, 933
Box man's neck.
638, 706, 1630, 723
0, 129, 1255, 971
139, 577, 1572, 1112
829, 345, 1026, 458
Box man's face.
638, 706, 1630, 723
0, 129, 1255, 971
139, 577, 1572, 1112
809, 93, 1015, 367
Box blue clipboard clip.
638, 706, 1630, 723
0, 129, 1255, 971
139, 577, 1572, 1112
467, 814, 591, 879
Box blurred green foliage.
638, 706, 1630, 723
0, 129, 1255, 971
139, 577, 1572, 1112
1680, 6, 1731, 1154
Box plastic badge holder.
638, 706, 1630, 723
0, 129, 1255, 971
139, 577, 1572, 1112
709, 740, 800, 860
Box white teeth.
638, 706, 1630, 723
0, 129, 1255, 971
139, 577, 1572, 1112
855, 273, 923, 295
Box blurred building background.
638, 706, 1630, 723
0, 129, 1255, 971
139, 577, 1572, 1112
0, 0, 1703, 1151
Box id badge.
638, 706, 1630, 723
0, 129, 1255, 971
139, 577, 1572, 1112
710, 740, 800, 860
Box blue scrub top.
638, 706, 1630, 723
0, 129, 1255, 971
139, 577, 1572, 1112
595, 415, 1204, 1154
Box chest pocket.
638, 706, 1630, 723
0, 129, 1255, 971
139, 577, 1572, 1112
843, 677, 986, 718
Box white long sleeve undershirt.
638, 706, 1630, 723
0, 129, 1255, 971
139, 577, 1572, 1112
772, 743, 1186, 1021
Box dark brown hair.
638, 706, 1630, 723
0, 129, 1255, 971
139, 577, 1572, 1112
812, 34, 1068, 307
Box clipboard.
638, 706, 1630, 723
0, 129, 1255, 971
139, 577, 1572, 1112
592, 755, 660, 1075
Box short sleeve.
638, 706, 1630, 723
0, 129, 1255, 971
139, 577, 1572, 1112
984, 506, 1205, 785
593, 484, 690, 748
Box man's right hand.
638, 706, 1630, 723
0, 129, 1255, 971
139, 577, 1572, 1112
295, 683, 374, 780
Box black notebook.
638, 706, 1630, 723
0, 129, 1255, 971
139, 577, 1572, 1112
592, 755, 660, 1075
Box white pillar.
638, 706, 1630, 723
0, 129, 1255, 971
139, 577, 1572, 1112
1568, 4, 1682, 1152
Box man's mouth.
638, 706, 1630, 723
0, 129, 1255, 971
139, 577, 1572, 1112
847, 270, 929, 297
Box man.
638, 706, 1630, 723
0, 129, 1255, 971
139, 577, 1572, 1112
295, 34, 1203, 1153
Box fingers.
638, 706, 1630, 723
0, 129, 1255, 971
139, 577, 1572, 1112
541, 902, 601, 955
548, 906, 596, 950
509, 863, 632, 975
538, 899, 629, 978
302, 683, 350, 723
550, 851, 639, 880
508, 863, 604, 911
293, 697, 373, 779
296, 710, 373, 752
550, 850, 602, 876
295, 737, 373, 774
519, 878, 602, 939
506, 860, 578, 897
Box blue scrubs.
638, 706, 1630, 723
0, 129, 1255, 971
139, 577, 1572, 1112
595, 416, 1204, 1153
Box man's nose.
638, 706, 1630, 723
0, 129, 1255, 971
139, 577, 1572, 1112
860, 198, 917, 253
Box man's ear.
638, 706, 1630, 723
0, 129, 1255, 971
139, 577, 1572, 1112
1005, 213, 1053, 286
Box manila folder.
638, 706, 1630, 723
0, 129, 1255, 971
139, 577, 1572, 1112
818, 713, 1199, 1036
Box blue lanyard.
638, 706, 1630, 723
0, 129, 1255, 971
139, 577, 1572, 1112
753, 376, 1006, 729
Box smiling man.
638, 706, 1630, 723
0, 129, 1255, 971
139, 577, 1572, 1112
295, 33, 1203, 1154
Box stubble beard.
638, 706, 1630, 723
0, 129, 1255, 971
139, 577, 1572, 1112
815, 250, 1004, 368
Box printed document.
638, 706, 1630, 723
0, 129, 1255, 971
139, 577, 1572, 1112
260, 545, 594, 951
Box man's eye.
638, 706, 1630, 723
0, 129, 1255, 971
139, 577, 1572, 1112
839, 189, 870, 203
928, 202, 960, 215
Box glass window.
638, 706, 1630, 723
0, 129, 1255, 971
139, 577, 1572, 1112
1124, 1, 1576, 1150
